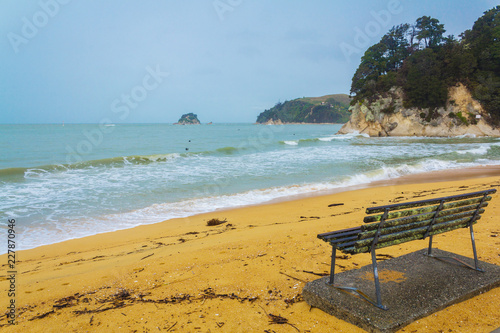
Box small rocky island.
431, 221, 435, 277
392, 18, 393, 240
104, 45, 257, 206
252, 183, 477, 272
175, 113, 200, 125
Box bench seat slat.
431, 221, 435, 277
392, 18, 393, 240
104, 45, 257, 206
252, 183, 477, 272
355, 217, 478, 249
317, 226, 361, 239
366, 189, 495, 214
328, 235, 359, 245
361, 206, 485, 233
334, 239, 359, 249
341, 220, 478, 254
363, 197, 490, 223
358, 209, 483, 240
320, 228, 361, 241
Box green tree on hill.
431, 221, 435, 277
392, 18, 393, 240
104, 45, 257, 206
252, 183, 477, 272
400, 48, 448, 109
349, 7, 500, 123
465, 6, 500, 122
256, 96, 351, 123
415, 16, 446, 48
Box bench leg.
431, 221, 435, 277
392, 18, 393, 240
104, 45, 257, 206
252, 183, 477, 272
425, 225, 484, 272
326, 247, 388, 310
328, 246, 336, 285
470, 224, 483, 272
371, 249, 387, 310
427, 235, 433, 256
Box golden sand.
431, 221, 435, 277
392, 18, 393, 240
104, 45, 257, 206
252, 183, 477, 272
1, 171, 500, 332
360, 270, 407, 284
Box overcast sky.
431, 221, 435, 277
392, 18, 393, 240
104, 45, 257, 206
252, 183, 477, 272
0, 0, 497, 124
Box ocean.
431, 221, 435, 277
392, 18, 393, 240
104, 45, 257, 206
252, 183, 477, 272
1, 123, 500, 253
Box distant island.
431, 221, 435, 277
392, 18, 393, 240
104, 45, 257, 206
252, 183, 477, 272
256, 94, 351, 124
175, 113, 200, 125
339, 7, 500, 137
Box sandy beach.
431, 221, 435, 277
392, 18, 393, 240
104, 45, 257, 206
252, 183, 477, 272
2, 168, 500, 332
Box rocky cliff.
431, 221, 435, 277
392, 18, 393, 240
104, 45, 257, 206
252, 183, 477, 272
338, 84, 500, 137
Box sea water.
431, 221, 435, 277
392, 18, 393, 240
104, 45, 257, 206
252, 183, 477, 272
1, 123, 500, 252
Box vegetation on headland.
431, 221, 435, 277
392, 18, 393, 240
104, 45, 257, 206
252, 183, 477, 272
256, 94, 351, 124
175, 113, 200, 125
350, 6, 500, 124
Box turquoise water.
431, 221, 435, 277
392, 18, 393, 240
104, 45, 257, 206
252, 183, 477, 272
1, 123, 500, 252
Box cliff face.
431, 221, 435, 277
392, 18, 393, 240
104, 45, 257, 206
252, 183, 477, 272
338, 84, 500, 137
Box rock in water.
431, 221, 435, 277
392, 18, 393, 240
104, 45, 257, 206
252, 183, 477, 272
175, 113, 201, 125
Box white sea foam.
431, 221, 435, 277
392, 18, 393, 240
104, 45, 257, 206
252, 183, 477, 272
3, 124, 500, 253
456, 146, 489, 155
455, 133, 477, 138
15, 158, 500, 252
324, 132, 370, 140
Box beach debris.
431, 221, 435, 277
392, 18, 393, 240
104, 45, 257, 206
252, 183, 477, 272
284, 294, 303, 305
330, 208, 361, 217
299, 216, 320, 220
376, 253, 395, 260
336, 254, 350, 260
140, 253, 155, 260
166, 321, 177, 332
53, 295, 77, 309
259, 305, 299, 332
302, 270, 328, 277
279, 272, 306, 283
25, 285, 258, 323
393, 196, 406, 202
200, 288, 258, 303
29, 310, 55, 321
206, 218, 227, 226
328, 203, 344, 207
113, 288, 132, 300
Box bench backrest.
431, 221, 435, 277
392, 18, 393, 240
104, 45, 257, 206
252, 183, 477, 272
322, 189, 496, 254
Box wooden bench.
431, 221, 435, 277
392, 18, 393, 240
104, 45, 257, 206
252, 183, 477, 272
318, 189, 497, 310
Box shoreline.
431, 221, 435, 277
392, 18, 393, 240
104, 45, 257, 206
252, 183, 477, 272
1, 168, 500, 331
8, 164, 500, 254
264, 164, 500, 205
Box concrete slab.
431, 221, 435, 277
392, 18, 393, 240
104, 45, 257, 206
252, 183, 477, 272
303, 248, 500, 333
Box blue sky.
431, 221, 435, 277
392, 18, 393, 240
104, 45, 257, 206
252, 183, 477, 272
0, 0, 497, 124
